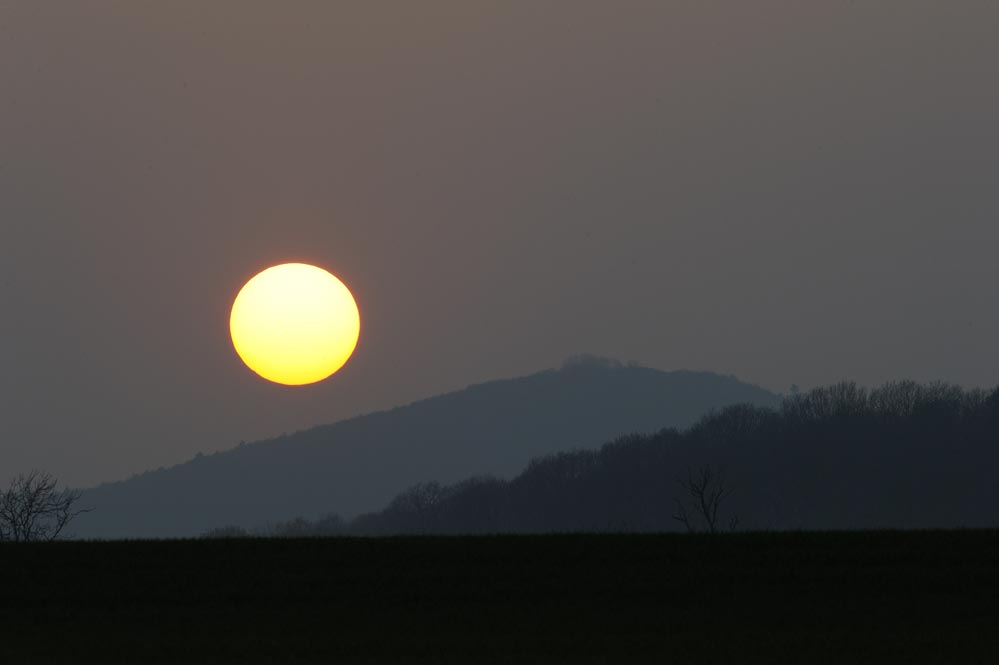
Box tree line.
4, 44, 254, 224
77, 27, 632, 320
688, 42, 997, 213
203, 380, 999, 537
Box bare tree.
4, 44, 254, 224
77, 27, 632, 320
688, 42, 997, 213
671, 464, 737, 534
0, 471, 90, 542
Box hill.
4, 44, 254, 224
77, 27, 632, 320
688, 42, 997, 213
75, 359, 778, 537
325, 380, 999, 534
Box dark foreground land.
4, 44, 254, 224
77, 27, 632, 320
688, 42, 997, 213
2, 532, 999, 664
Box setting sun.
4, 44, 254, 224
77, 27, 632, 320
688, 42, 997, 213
229, 263, 360, 386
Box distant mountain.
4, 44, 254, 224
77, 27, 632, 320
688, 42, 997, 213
329, 380, 999, 534
75, 358, 779, 538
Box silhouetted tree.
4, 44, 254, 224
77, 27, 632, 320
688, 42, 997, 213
672, 464, 737, 534
0, 471, 90, 541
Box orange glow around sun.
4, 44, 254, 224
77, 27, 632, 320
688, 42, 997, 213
229, 263, 360, 386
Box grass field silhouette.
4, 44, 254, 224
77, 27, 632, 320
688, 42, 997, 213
3, 531, 997, 663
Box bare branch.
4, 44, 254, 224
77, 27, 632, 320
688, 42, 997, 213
672, 464, 737, 535
672, 497, 694, 533
0, 471, 90, 542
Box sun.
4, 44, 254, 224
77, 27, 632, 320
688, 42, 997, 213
229, 263, 360, 386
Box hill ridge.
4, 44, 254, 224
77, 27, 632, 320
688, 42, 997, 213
76, 361, 779, 538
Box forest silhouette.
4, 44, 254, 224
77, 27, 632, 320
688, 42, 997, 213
229, 380, 999, 537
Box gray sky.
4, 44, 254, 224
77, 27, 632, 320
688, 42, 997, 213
2, 1, 997, 487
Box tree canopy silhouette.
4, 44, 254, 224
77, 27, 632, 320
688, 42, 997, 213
216, 380, 999, 537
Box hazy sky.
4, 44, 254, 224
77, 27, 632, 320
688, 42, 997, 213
2, 2, 997, 487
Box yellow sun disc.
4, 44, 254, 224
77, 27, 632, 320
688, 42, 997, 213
229, 263, 360, 386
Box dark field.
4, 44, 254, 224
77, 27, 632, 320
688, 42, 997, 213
3, 532, 999, 664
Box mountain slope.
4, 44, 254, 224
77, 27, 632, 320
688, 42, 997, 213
341, 381, 999, 533
75, 360, 779, 538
